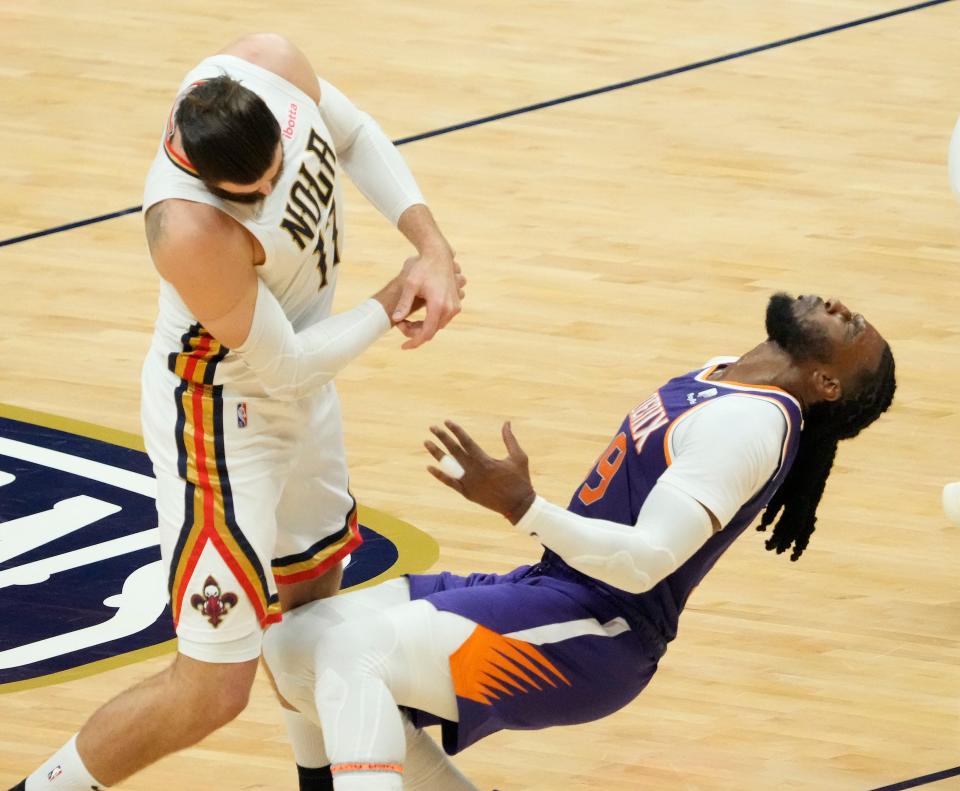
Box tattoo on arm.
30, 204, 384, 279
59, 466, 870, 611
145, 205, 166, 251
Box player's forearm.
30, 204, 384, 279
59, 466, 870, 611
340, 120, 425, 226
318, 79, 425, 226
515, 497, 667, 593
234, 279, 391, 400
515, 485, 712, 594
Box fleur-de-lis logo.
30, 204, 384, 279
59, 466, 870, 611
190, 575, 238, 627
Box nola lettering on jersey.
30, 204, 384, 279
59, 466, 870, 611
628, 393, 669, 454
280, 129, 338, 251
279, 128, 341, 288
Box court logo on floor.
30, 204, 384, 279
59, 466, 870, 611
0, 405, 438, 692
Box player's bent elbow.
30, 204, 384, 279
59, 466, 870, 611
598, 546, 677, 594
596, 551, 656, 595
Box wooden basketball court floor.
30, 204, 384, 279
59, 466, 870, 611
1, 1, 958, 788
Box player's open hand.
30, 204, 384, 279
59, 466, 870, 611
424, 420, 537, 523
392, 247, 464, 350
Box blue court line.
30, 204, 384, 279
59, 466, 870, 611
0, 206, 143, 248
0, 0, 952, 250
392, 0, 954, 146
870, 766, 960, 790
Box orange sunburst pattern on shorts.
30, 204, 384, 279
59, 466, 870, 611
449, 624, 572, 705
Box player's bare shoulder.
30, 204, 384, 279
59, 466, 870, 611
144, 199, 258, 344
145, 200, 251, 284
219, 33, 321, 102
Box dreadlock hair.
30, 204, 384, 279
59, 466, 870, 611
757, 343, 896, 561
176, 75, 280, 186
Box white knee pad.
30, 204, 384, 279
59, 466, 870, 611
312, 600, 470, 721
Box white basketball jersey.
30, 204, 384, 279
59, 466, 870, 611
143, 54, 344, 392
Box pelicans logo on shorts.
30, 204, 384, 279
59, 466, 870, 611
0, 404, 439, 693
190, 575, 238, 627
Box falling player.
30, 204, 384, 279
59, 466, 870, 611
262, 292, 896, 790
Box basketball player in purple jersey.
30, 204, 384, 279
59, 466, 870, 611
260, 292, 895, 790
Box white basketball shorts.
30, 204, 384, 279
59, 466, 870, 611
140, 338, 361, 663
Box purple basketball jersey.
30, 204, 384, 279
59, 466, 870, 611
407, 363, 803, 754
544, 362, 803, 643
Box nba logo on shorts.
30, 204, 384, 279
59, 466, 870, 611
236, 402, 248, 428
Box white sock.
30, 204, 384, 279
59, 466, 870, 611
281, 707, 329, 767
25, 734, 108, 791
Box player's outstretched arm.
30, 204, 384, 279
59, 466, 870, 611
425, 420, 714, 594
233, 262, 458, 399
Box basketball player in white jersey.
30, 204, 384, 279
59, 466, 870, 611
11, 32, 463, 791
